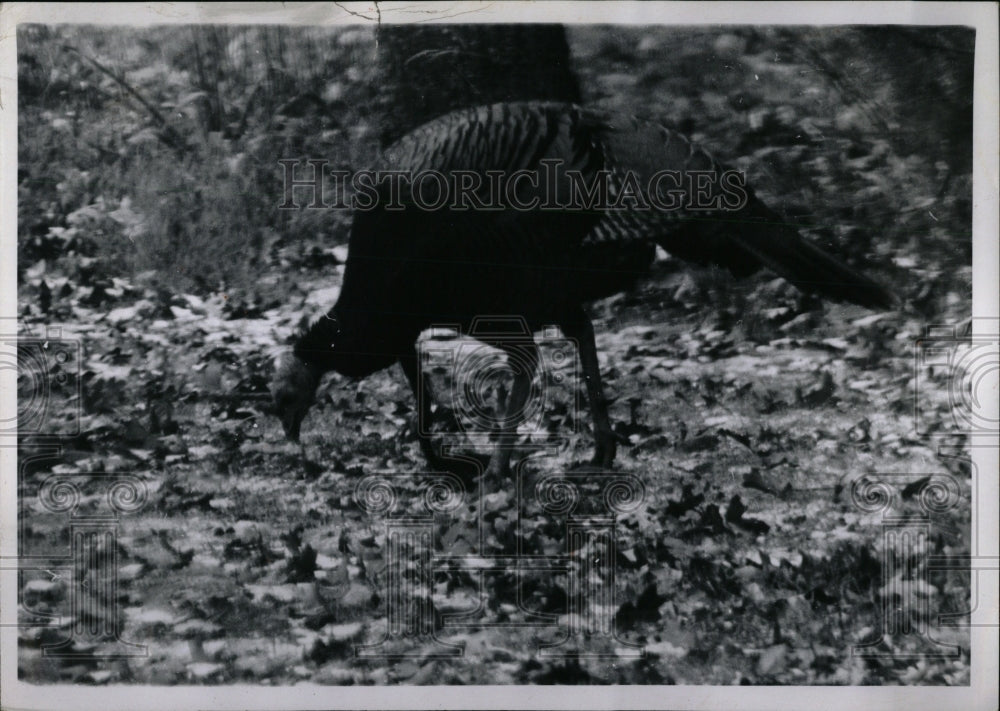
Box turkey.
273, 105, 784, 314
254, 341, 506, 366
271, 101, 895, 479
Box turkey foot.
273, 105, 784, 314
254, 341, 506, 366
593, 428, 630, 469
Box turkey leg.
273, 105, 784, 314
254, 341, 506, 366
484, 339, 539, 481
399, 346, 445, 468
560, 307, 621, 468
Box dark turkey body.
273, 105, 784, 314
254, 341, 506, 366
325, 207, 655, 376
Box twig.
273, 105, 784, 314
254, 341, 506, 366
235, 81, 264, 139
62, 44, 187, 154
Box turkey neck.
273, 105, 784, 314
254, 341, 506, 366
293, 307, 406, 379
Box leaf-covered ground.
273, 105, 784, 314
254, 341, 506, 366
16, 25, 973, 685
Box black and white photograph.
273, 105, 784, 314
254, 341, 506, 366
1, 2, 997, 709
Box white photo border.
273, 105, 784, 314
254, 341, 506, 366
1, 2, 996, 710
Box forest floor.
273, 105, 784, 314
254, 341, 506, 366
15, 25, 975, 685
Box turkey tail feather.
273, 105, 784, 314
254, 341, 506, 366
742, 226, 896, 309
720, 203, 897, 310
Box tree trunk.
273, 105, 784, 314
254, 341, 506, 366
374, 24, 581, 147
